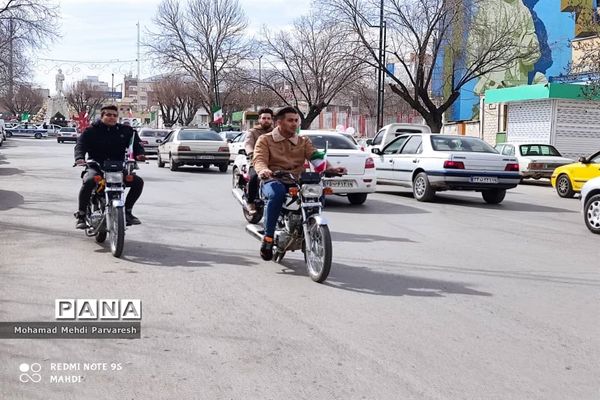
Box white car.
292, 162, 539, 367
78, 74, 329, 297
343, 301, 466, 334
138, 128, 171, 154
495, 143, 573, 180
157, 128, 230, 172
581, 176, 600, 234
56, 127, 79, 143
227, 131, 247, 163
372, 134, 521, 203
233, 130, 377, 205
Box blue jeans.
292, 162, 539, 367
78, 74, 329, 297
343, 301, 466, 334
262, 180, 287, 237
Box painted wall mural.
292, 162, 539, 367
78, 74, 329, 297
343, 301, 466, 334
445, 0, 581, 121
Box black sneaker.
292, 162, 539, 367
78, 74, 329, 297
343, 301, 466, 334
74, 211, 86, 230
125, 210, 141, 226
260, 237, 274, 261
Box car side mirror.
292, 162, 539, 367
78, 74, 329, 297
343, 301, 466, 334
366, 139, 373, 146
579, 156, 588, 163
238, 149, 246, 155
371, 148, 382, 155
227, 139, 233, 143
156, 139, 162, 144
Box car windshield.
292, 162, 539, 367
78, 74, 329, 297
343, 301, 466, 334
178, 130, 222, 141
140, 129, 170, 138
430, 135, 497, 153
305, 134, 356, 150
519, 144, 562, 157
221, 131, 240, 140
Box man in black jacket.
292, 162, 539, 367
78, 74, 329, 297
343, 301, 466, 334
74, 105, 145, 229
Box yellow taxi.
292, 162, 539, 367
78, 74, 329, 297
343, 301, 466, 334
551, 151, 600, 198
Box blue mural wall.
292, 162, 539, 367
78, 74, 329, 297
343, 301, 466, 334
442, 0, 576, 122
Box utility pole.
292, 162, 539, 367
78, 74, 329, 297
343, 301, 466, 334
136, 21, 141, 119
376, 0, 386, 130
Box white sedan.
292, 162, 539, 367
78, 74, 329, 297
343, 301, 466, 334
227, 131, 247, 163
495, 143, 573, 180
157, 128, 230, 172
301, 131, 376, 204
232, 130, 377, 205
581, 176, 600, 234
372, 134, 521, 203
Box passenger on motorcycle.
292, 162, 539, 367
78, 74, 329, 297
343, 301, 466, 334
244, 108, 274, 215
253, 106, 346, 260
74, 105, 146, 229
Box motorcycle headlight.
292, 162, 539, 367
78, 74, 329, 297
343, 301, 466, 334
301, 184, 322, 198
105, 172, 123, 183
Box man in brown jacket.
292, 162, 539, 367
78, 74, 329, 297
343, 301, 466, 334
253, 106, 345, 260
243, 108, 273, 214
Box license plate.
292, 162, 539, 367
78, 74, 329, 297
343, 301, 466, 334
197, 155, 214, 159
470, 176, 498, 184
324, 180, 355, 188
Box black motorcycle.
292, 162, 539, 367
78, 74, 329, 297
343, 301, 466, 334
76, 159, 137, 258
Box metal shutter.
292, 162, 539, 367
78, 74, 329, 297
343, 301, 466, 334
554, 100, 600, 158
506, 100, 552, 144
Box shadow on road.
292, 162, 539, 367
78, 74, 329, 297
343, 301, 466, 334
331, 231, 416, 244
116, 239, 260, 269
324, 197, 429, 215
0, 190, 25, 210
171, 166, 228, 174
277, 258, 492, 298
432, 194, 577, 213
0, 167, 24, 176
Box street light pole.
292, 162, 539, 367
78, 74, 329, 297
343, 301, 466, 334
111, 73, 114, 98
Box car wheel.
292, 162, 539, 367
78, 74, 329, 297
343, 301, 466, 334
157, 153, 165, 168
6, 132, 12, 138
169, 154, 179, 171
347, 193, 368, 205
412, 172, 435, 202
34, 133, 42, 139
584, 194, 600, 234
218, 164, 228, 173
482, 189, 506, 204
556, 174, 575, 198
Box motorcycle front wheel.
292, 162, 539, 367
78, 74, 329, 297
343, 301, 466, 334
304, 221, 332, 283
109, 206, 125, 258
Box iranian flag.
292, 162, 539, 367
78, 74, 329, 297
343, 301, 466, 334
310, 149, 327, 173
213, 105, 223, 124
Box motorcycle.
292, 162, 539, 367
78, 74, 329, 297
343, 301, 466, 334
231, 158, 264, 224
235, 170, 336, 283
75, 159, 137, 258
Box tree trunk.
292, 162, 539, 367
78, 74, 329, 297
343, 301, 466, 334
300, 106, 323, 129
422, 111, 443, 133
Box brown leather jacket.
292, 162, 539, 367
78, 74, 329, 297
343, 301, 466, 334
244, 125, 273, 155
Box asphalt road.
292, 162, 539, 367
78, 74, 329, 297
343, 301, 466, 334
1, 138, 598, 400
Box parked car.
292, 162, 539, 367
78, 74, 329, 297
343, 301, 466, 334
372, 134, 520, 203
551, 150, 600, 198
157, 128, 230, 172
227, 131, 247, 163
5, 124, 48, 139
495, 143, 573, 180
0, 119, 6, 142
366, 123, 432, 152
57, 127, 79, 143
581, 176, 600, 234
301, 130, 376, 204
138, 128, 171, 155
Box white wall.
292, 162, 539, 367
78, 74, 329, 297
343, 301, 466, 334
554, 99, 600, 158
506, 100, 553, 144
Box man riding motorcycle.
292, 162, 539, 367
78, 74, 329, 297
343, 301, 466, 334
243, 108, 274, 215
74, 105, 145, 229
252, 106, 346, 260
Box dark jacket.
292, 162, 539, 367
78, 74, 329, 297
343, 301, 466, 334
74, 121, 144, 165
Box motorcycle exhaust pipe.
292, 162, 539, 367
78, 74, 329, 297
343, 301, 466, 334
231, 188, 245, 206
245, 224, 264, 241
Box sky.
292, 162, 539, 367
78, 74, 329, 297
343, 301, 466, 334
33, 0, 312, 95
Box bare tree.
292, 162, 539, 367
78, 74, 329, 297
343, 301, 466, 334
324, 0, 540, 131
0, 0, 59, 96
152, 76, 181, 127
0, 83, 43, 115
146, 0, 252, 123
254, 13, 366, 129
65, 81, 108, 119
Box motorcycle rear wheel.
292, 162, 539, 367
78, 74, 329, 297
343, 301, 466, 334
95, 231, 107, 243
305, 221, 332, 283
109, 206, 125, 258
